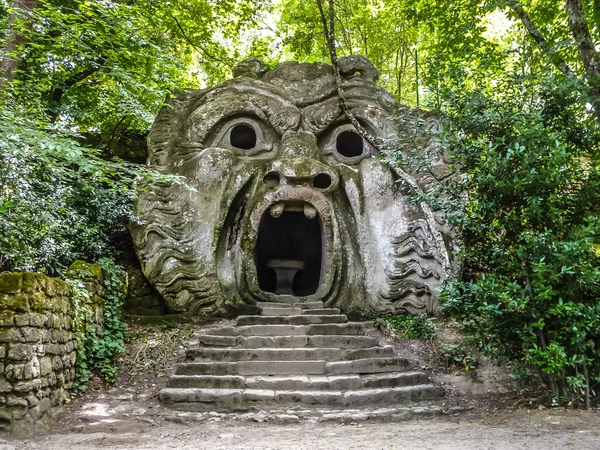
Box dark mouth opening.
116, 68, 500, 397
255, 205, 323, 297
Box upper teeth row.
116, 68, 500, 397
269, 203, 317, 219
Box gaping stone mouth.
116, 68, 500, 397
255, 201, 324, 297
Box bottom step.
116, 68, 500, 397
159, 384, 444, 411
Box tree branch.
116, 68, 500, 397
506, 0, 576, 79
48, 55, 107, 121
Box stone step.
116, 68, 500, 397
158, 384, 444, 410
257, 301, 323, 309
236, 315, 348, 326
325, 357, 412, 375
260, 307, 341, 316
261, 307, 302, 316
194, 335, 381, 349
176, 356, 410, 376
176, 360, 328, 376
206, 323, 364, 337
185, 346, 395, 362
168, 371, 430, 391
303, 308, 341, 315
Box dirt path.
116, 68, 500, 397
2, 411, 600, 450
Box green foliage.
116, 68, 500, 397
278, 0, 422, 103
440, 343, 479, 373
67, 258, 127, 391
429, 74, 600, 405
0, 102, 150, 274
374, 314, 436, 340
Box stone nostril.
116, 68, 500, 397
263, 171, 281, 188
313, 173, 332, 189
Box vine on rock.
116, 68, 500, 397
66, 258, 127, 394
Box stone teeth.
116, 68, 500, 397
304, 203, 317, 220
269, 203, 284, 218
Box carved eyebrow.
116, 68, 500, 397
181, 82, 301, 147
302, 96, 390, 136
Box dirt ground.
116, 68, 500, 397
2, 410, 600, 450
2, 317, 600, 449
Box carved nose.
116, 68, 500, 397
263, 130, 338, 191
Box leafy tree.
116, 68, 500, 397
0, 0, 269, 274
279, 0, 422, 104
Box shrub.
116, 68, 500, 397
405, 76, 600, 406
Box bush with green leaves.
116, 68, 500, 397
0, 102, 163, 274
409, 75, 600, 406
374, 314, 436, 340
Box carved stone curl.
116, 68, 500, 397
131, 57, 460, 317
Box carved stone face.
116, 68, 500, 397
131, 58, 458, 317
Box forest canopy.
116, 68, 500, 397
1, 0, 600, 405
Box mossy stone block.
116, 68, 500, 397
0, 273, 23, 294
29, 293, 53, 312
45, 278, 69, 297
0, 294, 29, 313
67, 260, 103, 283
22, 273, 46, 293
0, 311, 15, 327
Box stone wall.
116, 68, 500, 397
0, 272, 103, 434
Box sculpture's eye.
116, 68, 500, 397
208, 117, 275, 156
230, 124, 257, 150
322, 124, 371, 164
336, 130, 364, 158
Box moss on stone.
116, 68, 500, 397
0, 294, 30, 313
21, 273, 47, 294
29, 292, 53, 312
0, 310, 15, 326
0, 273, 23, 294
66, 260, 103, 283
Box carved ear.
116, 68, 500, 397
147, 89, 202, 167
232, 58, 266, 79
338, 56, 380, 83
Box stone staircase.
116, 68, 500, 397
159, 301, 444, 413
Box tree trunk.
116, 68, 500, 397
565, 0, 600, 113
0, 0, 39, 91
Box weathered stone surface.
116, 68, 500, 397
237, 360, 326, 376
123, 267, 165, 316
0, 310, 15, 326
7, 344, 33, 361
186, 347, 344, 362
66, 260, 103, 283
261, 307, 302, 316
132, 57, 460, 318
326, 358, 411, 375
160, 305, 445, 414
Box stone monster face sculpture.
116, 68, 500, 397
131, 57, 459, 317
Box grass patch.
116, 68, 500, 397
374, 314, 436, 340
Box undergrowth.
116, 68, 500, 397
374, 314, 436, 340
